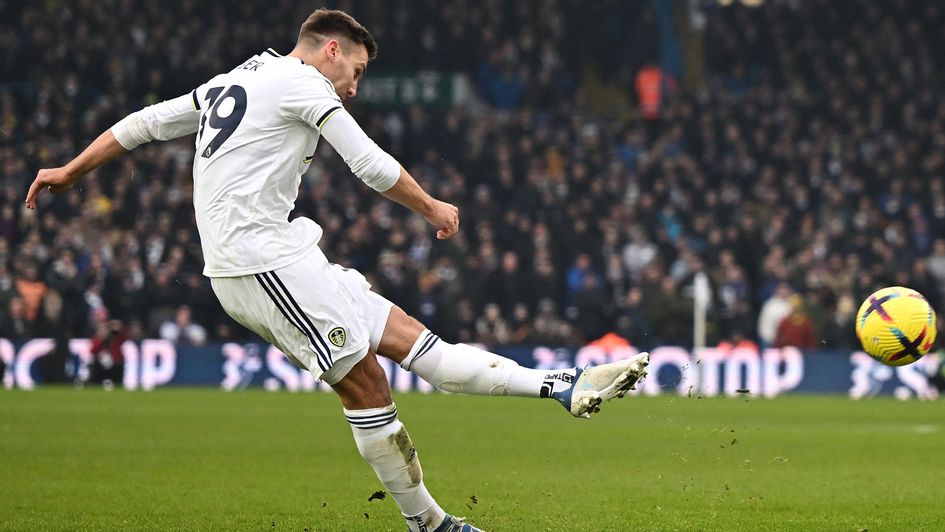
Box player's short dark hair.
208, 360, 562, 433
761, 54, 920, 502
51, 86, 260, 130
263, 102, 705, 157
298, 9, 377, 60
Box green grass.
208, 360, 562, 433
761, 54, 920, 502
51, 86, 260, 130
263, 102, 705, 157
1, 389, 943, 531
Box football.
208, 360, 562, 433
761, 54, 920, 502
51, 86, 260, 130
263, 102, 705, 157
855, 286, 937, 366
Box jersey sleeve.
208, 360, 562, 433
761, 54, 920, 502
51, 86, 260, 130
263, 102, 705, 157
319, 110, 401, 192
281, 75, 400, 192
111, 92, 201, 150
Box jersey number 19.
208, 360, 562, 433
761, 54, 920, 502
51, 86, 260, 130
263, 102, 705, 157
198, 85, 247, 158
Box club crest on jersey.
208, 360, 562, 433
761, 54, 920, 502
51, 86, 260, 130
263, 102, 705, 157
328, 327, 346, 348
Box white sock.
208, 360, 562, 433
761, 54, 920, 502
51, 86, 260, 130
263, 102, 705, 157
345, 404, 446, 532
400, 330, 576, 397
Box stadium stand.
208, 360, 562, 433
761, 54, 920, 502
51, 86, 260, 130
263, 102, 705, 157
2, 0, 944, 351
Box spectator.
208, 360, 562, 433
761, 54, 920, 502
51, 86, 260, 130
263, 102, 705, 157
448, 298, 478, 344
613, 286, 652, 349
89, 319, 128, 389
415, 271, 444, 332
622, 227, 658, 283
716, 265, 753, 341
46, 249, 87, 337
530, 253, 563, 310
159, 305, 207, 346
565, 254, 602, 305
14, 263, 46, 324
646, 276, 691, 347
573, 273, 610, 342
528, 298, 577, 345
926, 239, 945, 306
775, 294, 817, 349
0, 265, 15, 323
0, 297, 32, 340
483, 251, 532, 315
804, 290, 831, 347
758, 283, 794, 348
0, 205, 17, 245
508, 303, 533, 344
475, 303, 510, 346
824, 293, 858, 349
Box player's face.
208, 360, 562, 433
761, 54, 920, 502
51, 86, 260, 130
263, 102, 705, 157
332, 43, 369, 101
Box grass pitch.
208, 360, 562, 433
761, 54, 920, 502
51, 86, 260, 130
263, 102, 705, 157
1, 388, 943, 531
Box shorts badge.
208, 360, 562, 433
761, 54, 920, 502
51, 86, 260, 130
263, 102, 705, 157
328, 327, 346, 348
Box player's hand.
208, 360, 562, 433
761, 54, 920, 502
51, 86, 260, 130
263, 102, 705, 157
25, 167, 77, 209
425, 199, 459, 240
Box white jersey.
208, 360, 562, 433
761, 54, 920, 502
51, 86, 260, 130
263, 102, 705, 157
111, 48, 400, 277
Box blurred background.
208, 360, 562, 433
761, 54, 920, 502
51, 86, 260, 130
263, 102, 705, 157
2, 0, 945, 363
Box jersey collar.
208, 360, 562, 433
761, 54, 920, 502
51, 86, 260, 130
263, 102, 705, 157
265, 47, 305, 65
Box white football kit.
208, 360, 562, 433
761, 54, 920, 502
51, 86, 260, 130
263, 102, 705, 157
107, 49, 650, 530
111, 49, 398, 383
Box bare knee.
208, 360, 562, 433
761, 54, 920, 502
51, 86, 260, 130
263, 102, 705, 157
331, 354, 392, 409
376, 305, 426, 363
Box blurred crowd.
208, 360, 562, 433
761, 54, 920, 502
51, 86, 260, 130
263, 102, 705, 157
2, 0, 944, 352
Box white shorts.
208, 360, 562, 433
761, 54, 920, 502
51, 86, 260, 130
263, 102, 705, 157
210, 246, 394, 384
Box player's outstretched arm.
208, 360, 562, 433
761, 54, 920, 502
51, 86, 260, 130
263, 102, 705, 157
317, 109, 459, 239
25, 130, 127, 209
26, 92, 200, 209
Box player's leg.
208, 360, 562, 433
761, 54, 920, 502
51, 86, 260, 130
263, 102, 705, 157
376, 305, 650, 418
330, 353, 463, 532
210, 258, 481, 531
378, 305, 560, 396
